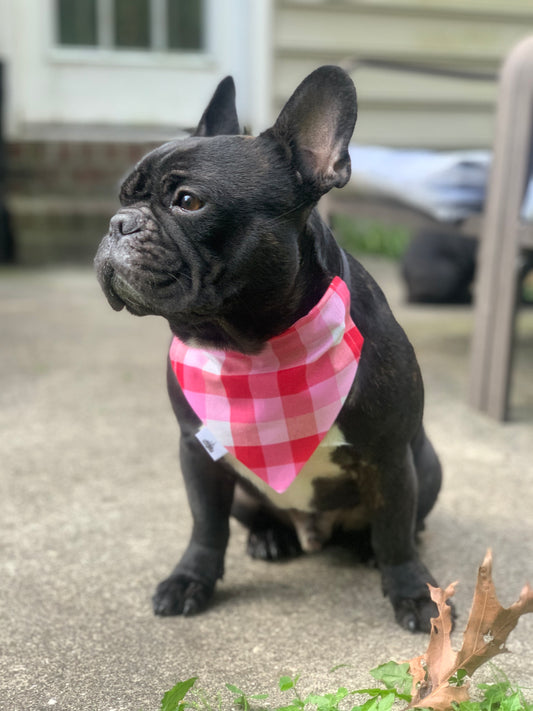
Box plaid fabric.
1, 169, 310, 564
169, 276, 364, 493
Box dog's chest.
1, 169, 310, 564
225, 425, 350, 511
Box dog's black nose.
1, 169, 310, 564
109, 211, 142, 238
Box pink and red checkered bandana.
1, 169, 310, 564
169, 276, 364, 493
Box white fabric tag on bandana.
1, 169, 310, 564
195, 426, 228, 461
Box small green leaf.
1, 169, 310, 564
304, 695, 330, 709
358, 694, 396, 711
279, 675, 299, 692
500, 692, 524, 711
454, 701, 482, 711
352, 687, 413, 704
449, 668, 469, 687
226, 683, 245, 695
226, 683, 250, 711
359, 697, 382, 711
160, 677, 197, 711
329, 663, 352, 673
370, 661, 412, 695
305, 687, 350, 710
352, 688, 390, 697
478, 681, 511, 709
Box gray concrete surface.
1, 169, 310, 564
1, 258, 532, 711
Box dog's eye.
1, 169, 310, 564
172, 190, 204, 212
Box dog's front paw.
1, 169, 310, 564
152, 574, 214, 616
393, 594, 456, 633
380, 559, 455, 633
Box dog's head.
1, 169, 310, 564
95, 66, 357, 353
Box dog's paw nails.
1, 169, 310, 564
152, 579, 183, 616
405, 615, 417, 633
247, 526, 301, 562
394, 597, 438, 633
394, 600, 419, 632
394, 596, 456, 633
152, 575, 213, 617
182, 597, 200, 617
247, 531, 268, 560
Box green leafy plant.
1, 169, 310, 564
153, 552, 532, 711
226, 683, 269, 711
154, 663, 531, 711
332, 215, 411, 259
160, 677, 197, 711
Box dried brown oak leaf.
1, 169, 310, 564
407, 549, 533, 711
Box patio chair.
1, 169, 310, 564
323, 35, 533, 421
467, 35, 533, 420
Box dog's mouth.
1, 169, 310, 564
108, 272, 153, 315
95, 247, 155, 316
94, 223, 274, 353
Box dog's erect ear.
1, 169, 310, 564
194, 76, 240, 137
266, 66, 357, 198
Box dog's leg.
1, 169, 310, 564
371, 447, 439, 632
411, 425, 442, 528
152, 434, 235, 616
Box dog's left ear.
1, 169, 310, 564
265, 66, 357, 199
194, 76, 240, 137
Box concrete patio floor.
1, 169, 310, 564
1, 257, 532, 710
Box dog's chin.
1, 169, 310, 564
96, 255, 266, 353
102, 272, 155, 316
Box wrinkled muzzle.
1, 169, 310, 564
94, 207, 161, 315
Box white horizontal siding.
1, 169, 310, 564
273, 0, 533, 148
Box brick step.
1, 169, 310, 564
5, 136, 178, 264
7, 194, 118, 265
6, 139, 161, 198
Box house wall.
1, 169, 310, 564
3, 1, 533, 263
272, 0, 533, 148
1, 0, 255, 138
0, 0, 270, 264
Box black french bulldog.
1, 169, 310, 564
95, 66, 444, 632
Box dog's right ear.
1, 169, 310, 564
194, 76, 240, 137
